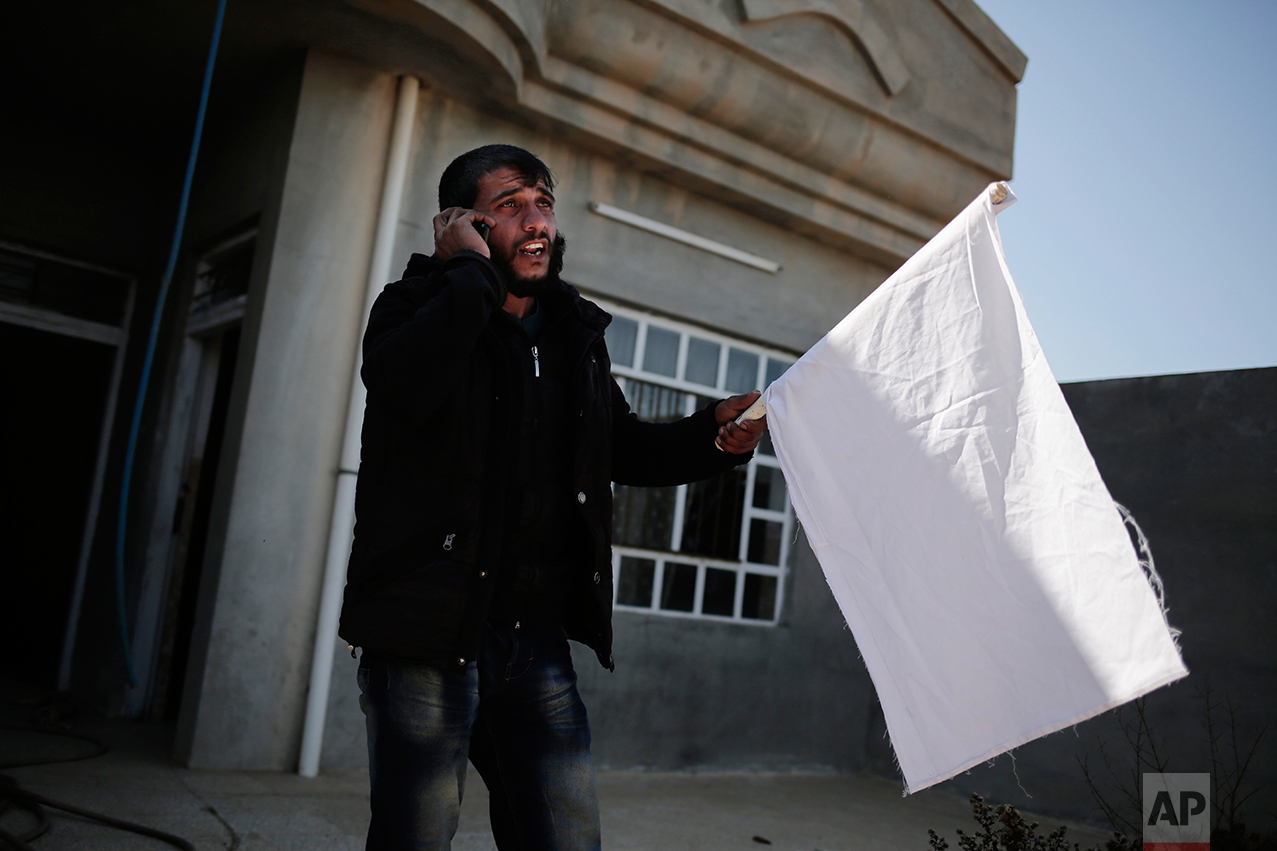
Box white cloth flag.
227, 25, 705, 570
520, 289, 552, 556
764, 184, 1186, 793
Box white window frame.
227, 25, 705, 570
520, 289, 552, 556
596, 299, 797, 625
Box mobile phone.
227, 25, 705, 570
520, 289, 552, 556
472, 221, 490, 242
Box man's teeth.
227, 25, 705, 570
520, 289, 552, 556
520, 242, 545, 256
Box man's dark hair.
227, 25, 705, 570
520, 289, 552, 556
438, 144, 555, 211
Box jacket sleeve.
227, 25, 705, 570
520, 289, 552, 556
360, 251, 506, 422
610, 379, 752, 486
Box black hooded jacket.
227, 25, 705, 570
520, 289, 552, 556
337, 250, 750, 672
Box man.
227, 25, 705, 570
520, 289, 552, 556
339, 144, 767, 850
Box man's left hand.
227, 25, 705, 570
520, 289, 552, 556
714, 390, 768, 454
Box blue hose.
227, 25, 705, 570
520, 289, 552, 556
114, 0, 228, 688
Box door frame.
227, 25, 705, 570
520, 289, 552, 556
127, 228, 255, 718
0, 238, 138, 692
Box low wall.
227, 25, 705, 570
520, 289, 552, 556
943, 367, 1276, 834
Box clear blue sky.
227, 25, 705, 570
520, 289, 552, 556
973, 2, 1277, 382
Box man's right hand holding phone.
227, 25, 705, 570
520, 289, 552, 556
432, 207, 495, 261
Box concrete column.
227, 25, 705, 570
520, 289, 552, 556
175, 50, 397, 769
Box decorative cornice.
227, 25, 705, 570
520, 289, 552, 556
931, 0, 1026, 82
738, 0, 909, 96
370, 0, 1017, 262
349, 0, 526, 97
520, 73, 933, 266
535, 54, 942, 244
556, 0, 1011, 177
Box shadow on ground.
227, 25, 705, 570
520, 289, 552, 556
0, 678, 1111, 850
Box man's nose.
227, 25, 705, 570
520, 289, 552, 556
522, 206, 549, 232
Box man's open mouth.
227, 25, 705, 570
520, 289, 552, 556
518, 241, 546, 257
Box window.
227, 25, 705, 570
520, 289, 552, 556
186, 230, 255, 336
0, 244, 131, 329
601, 302, 796, 624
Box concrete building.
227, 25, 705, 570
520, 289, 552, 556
1, 0, 1024, 780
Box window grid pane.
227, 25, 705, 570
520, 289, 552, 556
1, 246, 133, 326
725, 348, 760, 394
624, 377, 685, 422
702, 568, 736, 617
741, 573, 778, 620
642, 325, 680, 377
613, 484, 677, 550
613, 549, 779, 624
764, 356, 791, 389
607, 316, 638, 367
746, 518, 783, 566
684, 337, 721, 387
601, 301, 796, 625
752, 466, 787, 511
660, 562, 697, 612
617, 556, 656, 607
680, 468, 745, 560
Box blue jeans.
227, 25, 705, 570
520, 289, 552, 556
358, 624, 602, 851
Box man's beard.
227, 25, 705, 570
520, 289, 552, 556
498, 232, 567, 298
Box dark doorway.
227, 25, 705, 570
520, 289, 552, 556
0, 325, 116, 689
0, 244, 132, 691
147, 232, 253, 721
152, 325, 240, 721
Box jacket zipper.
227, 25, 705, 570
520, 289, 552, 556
531, 345, 540, 378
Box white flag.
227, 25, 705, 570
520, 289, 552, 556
763, 184, 1186, 793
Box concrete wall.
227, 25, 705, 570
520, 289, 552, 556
936, 367, 1277, 833
177, 50, 397, 769
397, 88, 891, 351
581, 539, 881, 772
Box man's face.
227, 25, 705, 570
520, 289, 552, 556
472, 166, 562, 295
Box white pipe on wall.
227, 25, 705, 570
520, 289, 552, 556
298, 74, 420, 778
